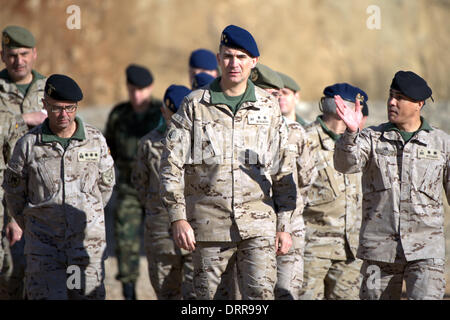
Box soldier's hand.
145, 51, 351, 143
171, 219, 196, 252
334, 95, 362, 133
6, 220, 23, 246
22, 111, 47, 127
275, 231, 292, 256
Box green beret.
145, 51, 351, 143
277, 72, 301, 92
250, 63, 283, 90
2, 26, 36, 48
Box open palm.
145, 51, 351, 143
334, 95, 362, 133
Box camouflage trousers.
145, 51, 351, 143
275, 247, 304, 300
0, 235, 26, 300
26, 255, 105, 300
113, 191, 144, 284
360, 258, 446, 300
298, 254, 363, 300
193, 237, 277, 300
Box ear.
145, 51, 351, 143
251, 56, 259, 68
417, 100, 424, 111
294, 91, 300, 101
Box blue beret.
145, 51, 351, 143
164, 85, 191, 113
189, 49, 218, 70
45, 74, 83, 102
390, 70, 432, 102
220, 25, 259, 57
126, 64, 153, 88
323, 83, 368, 107
192, 72, 215, 90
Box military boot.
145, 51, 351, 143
122, 282, 136, 300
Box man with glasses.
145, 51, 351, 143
3, 74, 115, 299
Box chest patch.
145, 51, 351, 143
78, 151, 99, 162
417, 147, 440, 160
247, 112, 270, 125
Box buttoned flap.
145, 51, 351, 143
28, 159, 60, 204
363, 146, 393, 194
80, 162, 100, 194
306, 159, 339, 206
413, 150, 444, 203
193, 120, 224, 164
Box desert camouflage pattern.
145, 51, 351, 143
132, 127, 195, 299
275, 118, 317, 300
2, 120, 115, 299
299, 253, 362, 300
160, 85, 297, 241
0, 110, 28, 299
334, 122, 450, 262
360, 257, 446, 300
303, 120, 362, 260
193, 237, 277, 300
0, 73, 46, 127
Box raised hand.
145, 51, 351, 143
334, 95, 362, 133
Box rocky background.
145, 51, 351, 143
1, 0, 448, 299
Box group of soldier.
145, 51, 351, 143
0, 23, 448, 300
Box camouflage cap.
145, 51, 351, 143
277, 72, 300, 92
2, 25, 36, 48
250, 63, 283, 90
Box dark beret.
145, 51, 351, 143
250, 63, 283, 90
220, 25, 259, 57
192, 72, 215, 90
390, 70, 432, 102
189, 49, 218, 70
45, 74, 83, 102
164, 85, 191, 113
126, 64, 153, 88
323, 83, 368, 107
2, 25, 36, 48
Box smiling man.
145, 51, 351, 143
160, 25, 296, 300
333, 71, 449, 300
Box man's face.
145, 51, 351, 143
1, 47, 37, 82
43, 96, 77, 132
279, 87, 299, 115
188, 67, 218, 85
217, 46, 258, 86
387, 89, 422, 125
127, 83, 153, 110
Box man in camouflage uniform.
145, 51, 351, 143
0, 110, 28, 299
0, 25, 48, 300
298, 83, 368, 300
277, 72, 308, 126
160, 25, 296, 300
334, 71, 448, 300
251, 63, 316, 299
132, 85, 195, 300
104, 64, 163, 299
3, 74, 115, 299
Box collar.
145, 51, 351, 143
316, 115, 341, 142
209, 77, 257, 108
41, 116, 86, 143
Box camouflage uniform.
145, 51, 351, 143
104, 99, 162, 286
298, 117, 363, 300
131, 120, 195, 300
0, 68, 46, 299
0, 111, 28, 299
2, 117, 115, 299
275, 118, 316, 300
334, 119, 449, 300
160, 80, 297, 300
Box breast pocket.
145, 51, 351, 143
196, 122, 223, 165
307, 164, 340, 206
414, 159, 444, 203
362, 152, 392, 194
28, 160, 60, 204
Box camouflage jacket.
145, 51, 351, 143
0, 69, 46, 127
131, 123, 183, 254
160, 85, 297, 242
0, 110, 28, 230
104, 99, 162, 193
334, 121, 449, 262
285, 118, 317, 250
3, 118, 115, 264
303, 119, 362, 260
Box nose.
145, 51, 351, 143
388, 96, 397, 106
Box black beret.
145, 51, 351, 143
220, 25, 259, 57
126, 64, 153, 88
45, 74, 83, 102
390, 70, 432, 102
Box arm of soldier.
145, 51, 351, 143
160, 99, 195, 251
131, 138, 151, 206
103, 110, 117, 159
2, 141, 28, 230
5, 219, 23, 246
97, 134, 115, 206
294, 126, 318, 203
445, 145, 450, 204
